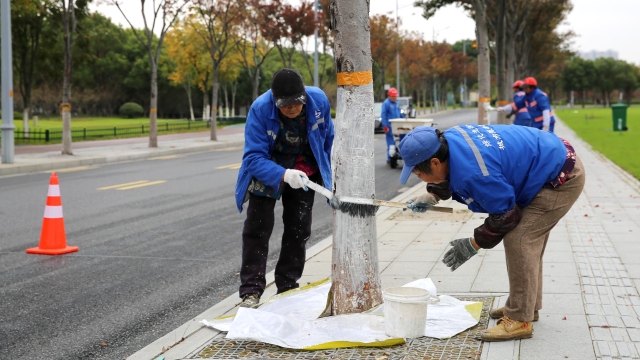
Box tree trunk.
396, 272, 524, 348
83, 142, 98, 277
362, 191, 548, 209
495, 0, 508, 124
330, 0, 382, 315
252, 67, 260, 102
185, 79, 195, 120
210, 66, 219, 141
473, 0, 490, 125
231, 79, 237, 117
203, 88, 210, 120
149, 62, 158, 147
61, 0, 75, 155
581, 90, 586, 108
22, 108, 30, 138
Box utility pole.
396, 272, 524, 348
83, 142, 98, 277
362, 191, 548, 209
395, 0, 400, 95
1, 0, 15, 164
463, 40, 467, 108
313, 0, 319, 87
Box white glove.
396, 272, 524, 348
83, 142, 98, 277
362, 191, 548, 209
283, 169, 309, 190
406, 193, 438, 212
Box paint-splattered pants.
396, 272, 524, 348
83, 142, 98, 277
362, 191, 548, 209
239, 178, 317, 297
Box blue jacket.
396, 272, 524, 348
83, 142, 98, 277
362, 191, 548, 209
525, 88, 555, 129
510, 91, 532, 127
444, 124, 565, 214
380, 98, 404, 130
234, 87, 334, 212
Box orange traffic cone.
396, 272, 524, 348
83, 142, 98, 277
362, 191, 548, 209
26, 172, 78, 255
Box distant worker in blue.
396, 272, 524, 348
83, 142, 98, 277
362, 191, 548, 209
380, 87, 404, 165
498, 80, 532, 127
523, 77, 556, 132
398, 125, 584, 341
234, 68, 334, 309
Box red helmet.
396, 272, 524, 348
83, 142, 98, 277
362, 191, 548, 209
523, 77, 537, 87
512, 80, 524, 89
388, 87, 398, 97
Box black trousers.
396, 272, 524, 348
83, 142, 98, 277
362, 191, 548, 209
239, 175, 318, 297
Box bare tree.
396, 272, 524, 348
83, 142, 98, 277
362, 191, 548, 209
330, 0, 382, 315
108, 0, 189, 147
61, 0, 76, 155
192, 0, 243, 141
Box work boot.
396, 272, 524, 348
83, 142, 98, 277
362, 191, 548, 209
239, 294, 260, 308
490, 307, 539, 321
481, 316, 533, 341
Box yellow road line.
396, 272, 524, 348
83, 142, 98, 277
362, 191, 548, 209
116, 180, 166, 190
148, 154, 186, 160
46, 165, 101, 173
216, 163, 242, 170
214, 146, 244, 152
98, 180, 149, 190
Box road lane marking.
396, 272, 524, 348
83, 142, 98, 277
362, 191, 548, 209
45, 165, 101, 173
214, 146, 243, 152
98, 180, 149, 190
116, 180, 166, 190
216, 162, 242, 170
148, 154, 186, 160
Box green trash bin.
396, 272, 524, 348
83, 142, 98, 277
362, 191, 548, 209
612, 103, 628, 131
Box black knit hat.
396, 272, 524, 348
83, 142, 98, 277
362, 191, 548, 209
271, 68, 306, 107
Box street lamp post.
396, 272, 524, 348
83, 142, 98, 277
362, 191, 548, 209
1, 0, 15, 164
395, 0, 400, 95
313, 0, 319, 87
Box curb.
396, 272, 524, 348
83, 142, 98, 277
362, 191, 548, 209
127, 181, 427, 360
0, 139, 245, 177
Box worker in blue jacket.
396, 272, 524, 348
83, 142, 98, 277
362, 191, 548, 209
498, 80, 532, 127
380, 87, 404, 165
399, 125, 584, 342
234, 69, 334, 308
523, 77, 556, 132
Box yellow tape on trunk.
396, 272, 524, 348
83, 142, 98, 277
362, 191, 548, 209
337, 70, 373, 86
478, 97, 491, 103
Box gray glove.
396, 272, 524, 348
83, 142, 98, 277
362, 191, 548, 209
443, 238, 477, 271
406, 193, 438, 213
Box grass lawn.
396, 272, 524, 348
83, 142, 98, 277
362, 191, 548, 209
13, 117, 179, 129
555, 106, 640, 179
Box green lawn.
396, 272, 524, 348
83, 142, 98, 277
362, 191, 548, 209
14, 117, 178, 129
555, 106, 640, 179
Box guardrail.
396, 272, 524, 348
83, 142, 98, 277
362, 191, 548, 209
6, 117, 246, 144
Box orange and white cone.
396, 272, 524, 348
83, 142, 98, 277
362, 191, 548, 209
26, 172, 78, 255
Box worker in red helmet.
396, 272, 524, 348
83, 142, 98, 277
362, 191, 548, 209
523, 77, 556, 133
498, 80, 532, 127
381, 87, 405, 165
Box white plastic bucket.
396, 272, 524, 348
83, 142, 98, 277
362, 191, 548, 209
382, 286, 439, 338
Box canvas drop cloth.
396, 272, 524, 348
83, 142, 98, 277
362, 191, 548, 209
202, 278, 482, 350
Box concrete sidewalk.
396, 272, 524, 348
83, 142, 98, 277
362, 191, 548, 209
0, 130, 245, 177
128, 118, 640, 360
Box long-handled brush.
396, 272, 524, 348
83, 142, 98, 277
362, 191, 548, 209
303, 178, 453, 217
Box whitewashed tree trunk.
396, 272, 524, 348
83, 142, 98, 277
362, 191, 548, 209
22, 108, 30, 138
61, 0, 75, 155
210, 66, 219, 141
149, 62, 158, 147
185, 78, 195, 120
330, 0, 382, 315
473, 0, 490, 125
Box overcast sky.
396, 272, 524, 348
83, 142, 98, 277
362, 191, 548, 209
91, 0, 639, 64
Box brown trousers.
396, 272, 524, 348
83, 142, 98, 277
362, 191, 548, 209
503, 156, 585, 322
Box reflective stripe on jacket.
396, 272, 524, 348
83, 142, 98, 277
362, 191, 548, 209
234, 87, 334, 212
525, 88, 556, 128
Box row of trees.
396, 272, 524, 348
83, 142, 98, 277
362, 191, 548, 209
562, 57, 639, 107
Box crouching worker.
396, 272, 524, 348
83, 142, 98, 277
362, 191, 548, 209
234, 69, 334, 308
398, 125, 585, 341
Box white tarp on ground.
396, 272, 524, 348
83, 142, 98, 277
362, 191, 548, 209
201, 278, 482, 350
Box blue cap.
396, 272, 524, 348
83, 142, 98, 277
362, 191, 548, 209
398, 126, 441, 184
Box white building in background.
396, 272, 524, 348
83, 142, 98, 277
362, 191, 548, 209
579, 50, 619, 60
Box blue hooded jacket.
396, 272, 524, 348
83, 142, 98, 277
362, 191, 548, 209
380, 98, 404, 130
444, 124, 566, 214
234, 86, 334, 212
525, 88, 556, 129
511, 91, 532, 127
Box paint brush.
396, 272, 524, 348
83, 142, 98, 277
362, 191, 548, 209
303, 178, 453, 217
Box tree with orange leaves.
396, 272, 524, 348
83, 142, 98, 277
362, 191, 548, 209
370, 14, 400, 100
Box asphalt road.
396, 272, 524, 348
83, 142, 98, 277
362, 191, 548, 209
0, 110, 478, 359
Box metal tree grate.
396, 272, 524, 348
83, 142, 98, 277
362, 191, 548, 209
197, 296, 493, 360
